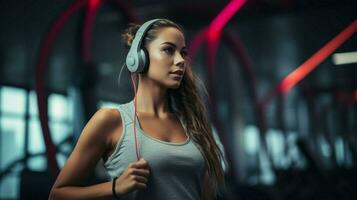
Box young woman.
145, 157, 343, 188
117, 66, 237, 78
49, 18, 225, 200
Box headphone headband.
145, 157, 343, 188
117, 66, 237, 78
126, 19, 162, 73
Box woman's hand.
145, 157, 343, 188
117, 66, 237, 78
115, 158, 150, 197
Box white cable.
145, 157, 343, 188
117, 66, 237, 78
117, 62, 126, 87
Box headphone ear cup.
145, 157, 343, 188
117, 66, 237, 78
126, 51, 139, 73
139, 48, 150, 74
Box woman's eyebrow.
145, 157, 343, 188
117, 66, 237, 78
160, 42, 186, 50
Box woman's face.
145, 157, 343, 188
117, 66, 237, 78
143, 27, 187, 89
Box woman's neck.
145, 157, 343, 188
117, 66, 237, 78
134, 79, 171, 118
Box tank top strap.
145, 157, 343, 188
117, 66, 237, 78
118, 101, 135, 124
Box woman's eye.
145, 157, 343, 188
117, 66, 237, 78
181, 50, 188, 57
163, 47, 174, 55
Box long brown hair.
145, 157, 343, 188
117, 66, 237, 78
121, 19, 225, 195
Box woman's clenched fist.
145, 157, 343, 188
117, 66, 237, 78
114, 158, 150, 197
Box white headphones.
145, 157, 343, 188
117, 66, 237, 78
125, 19, 162, 73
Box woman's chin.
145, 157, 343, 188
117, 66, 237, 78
167, 82, 181, 89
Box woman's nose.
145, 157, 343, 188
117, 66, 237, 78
174, 52, 185, 66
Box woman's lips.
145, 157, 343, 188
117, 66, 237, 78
170, 73, 183, 80
170, 70, 184, 76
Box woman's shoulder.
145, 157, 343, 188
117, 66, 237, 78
82, 108, 121, 140
88, 108, 124, 161
91, 108, 122, 131
86, 108, 123, 152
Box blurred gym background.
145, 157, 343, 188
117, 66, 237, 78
0, 0, 356, 199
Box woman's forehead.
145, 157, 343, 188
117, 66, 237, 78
150, 27, 186, 47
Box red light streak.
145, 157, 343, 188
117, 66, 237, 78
279, 20, 357, 94
208, 0, 246, 41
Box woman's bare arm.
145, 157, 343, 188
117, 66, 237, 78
49, 108, 121, 200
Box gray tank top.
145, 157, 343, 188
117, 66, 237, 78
103, 100, 206, 200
